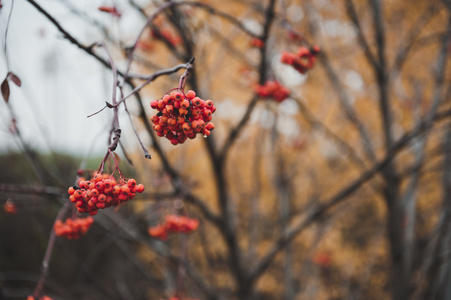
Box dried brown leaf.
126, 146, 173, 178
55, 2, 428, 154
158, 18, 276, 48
1, 79, 10, 103
8, 73, 21, 87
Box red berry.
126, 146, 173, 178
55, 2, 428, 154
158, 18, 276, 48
127, 179, 137, 188
68, 186, 75, 195
121, 185, 130, 195
181, 99, 190, 109
205, 100, 214, 108
162, 94, 171, 105
173, 92, 184, 102
206, 122, 215, 131
185, 90, 196, 99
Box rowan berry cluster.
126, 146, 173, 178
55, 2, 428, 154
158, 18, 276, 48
313, 253, 332, 268
54, 217, 94, 239
281, 46, 321, 74
148, 214, 199, 240
27, 296, 53, 300
151, 28, 182, 47
68, 173, 144, 216
150, 90, 216, 145
250, 38, 265, 48
4, 200, 17, 214
255, 80, 290, 102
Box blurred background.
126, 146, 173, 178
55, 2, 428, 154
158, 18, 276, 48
0, 0, 450, 299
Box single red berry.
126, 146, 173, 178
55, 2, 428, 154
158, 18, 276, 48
151, 115, 159, 123
162, 94, 171, 105
91, 189, 100, 197
95, 181, 104, 190
185, 90, 196, 100
136, 184, 145, 193
205, 100, 214, 108
112, 185, 121, 195
173, 91, 184, 102
203, 109, 212, 118
121, 185, 130, 195
74, 190, 83, 199
68, 186, 75, 195
206, 122, 215, 131
127, 179, 137, 188
98, 194, 107, 202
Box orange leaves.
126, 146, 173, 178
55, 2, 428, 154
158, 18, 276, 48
148, 214, 199, 240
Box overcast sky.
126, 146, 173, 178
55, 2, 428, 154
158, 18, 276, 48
0, 0, 151, 156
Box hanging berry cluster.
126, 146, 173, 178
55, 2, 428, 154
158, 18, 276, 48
151, 27, 182, 47
281, 46, 321, 74
27, 296, 53, 300
4, 200, 17, 214
148, 214, 199, 240
150, 90, 216, 145
54, 217, 94, 239
250, 38, 265, 48
255, 80, 290, 102
68, 173, 144, 216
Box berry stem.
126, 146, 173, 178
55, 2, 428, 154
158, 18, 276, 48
122, 97, 152, 159
178, 57, 195, 91
109, 149, 124, 180
116, 61, 194, 108
33, 202, 71, 298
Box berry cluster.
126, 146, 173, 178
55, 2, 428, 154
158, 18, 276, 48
287, 30, 304, 42
255, 80, 290, 102
27, 296, 53, 300
148, 214, 199, 240
281, 46, 321, 74
54, 217, 94, 239
151, 28, 182, 47
250, 38, 265, 48
313, 253, 332, 268
4, 200, 17, 214
68, 173, 145, 216
150, 90, 216, 145
136, 40, 154, 51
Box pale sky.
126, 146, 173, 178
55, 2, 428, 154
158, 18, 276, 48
0, 0, 151, 156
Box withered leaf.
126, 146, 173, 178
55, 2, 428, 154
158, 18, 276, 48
1, 79, 10, 103
8, 72, 21, 87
